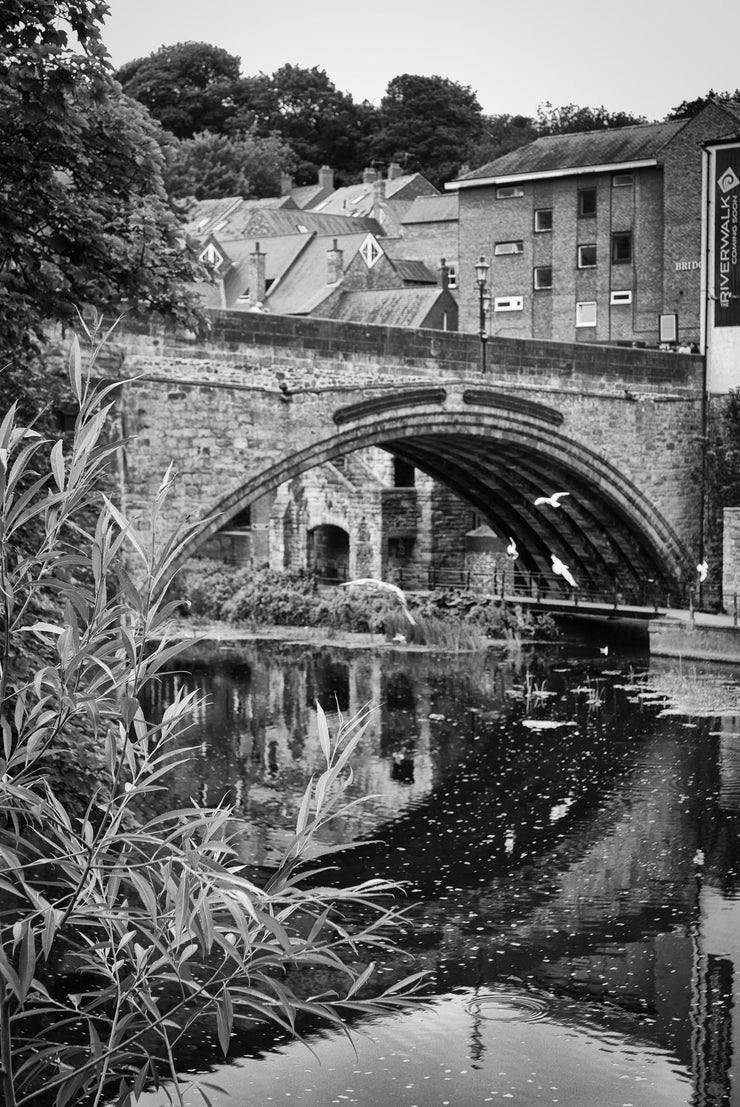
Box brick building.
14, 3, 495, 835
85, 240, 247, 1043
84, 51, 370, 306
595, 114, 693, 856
448, 100, 740, 348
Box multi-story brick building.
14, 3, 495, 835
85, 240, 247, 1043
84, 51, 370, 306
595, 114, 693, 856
448, 100, 740, 348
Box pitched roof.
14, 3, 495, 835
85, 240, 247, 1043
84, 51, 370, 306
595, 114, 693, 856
401, 194, 459, 224
449, 119, 689, 187
309, 172, 438, 217
393, 259, 437, 283
261, 232, 372, 315
316, 288, 448, 328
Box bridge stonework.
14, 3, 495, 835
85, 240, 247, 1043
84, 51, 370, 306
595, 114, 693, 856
88, 310, 705, 598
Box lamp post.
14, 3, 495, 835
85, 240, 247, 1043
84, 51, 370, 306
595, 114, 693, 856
474, 255, 490, 374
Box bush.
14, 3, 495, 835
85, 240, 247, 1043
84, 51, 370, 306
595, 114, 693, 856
0, 332, 424, 1107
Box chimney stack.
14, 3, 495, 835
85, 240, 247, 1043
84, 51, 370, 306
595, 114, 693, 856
437, 258, 450, 291
318, 165, 334, 190
387, 162, 403, 180
327, 238, 343, 284
372, 177, 386, 223
280, 172, 293, 196
362, 166, 379, 183
247, 241, 266, 306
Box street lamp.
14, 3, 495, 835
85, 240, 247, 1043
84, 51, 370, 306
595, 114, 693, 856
474, 255, 490, 373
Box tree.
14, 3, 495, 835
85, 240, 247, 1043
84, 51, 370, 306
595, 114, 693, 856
163, 126, 297, 200
242, 64, 376, 184
370, 74, 485, 188
0, 327, 425, 1107
115, 41, 249, 138
468, 113, 538, 170
534, 102, 647, 135
666, 89, 740, 120
0, 3, 206, 365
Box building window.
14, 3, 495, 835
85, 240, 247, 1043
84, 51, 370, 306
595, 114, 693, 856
393, 459, 415, 487
611, 233, 632, 263
578, 188, 597, 216
576, 301, 597, 327
447, 265, 457, 289
534, 208, 553, 232
610, 289, 633, 305
577, 244, 597, 268
494, 240, 524, 256
533, 266, 552, 289
612, 173, 634, 188
494, 295, 523, 312
496, 185, 524, 198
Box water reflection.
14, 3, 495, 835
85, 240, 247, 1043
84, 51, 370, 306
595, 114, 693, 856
139, 641, 740, 1106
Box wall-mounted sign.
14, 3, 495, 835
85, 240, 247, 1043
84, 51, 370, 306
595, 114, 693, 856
675, 260, 700, 271
715, 146, 740, 327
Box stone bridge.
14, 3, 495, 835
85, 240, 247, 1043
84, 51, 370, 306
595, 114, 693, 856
97, 310, 705, 599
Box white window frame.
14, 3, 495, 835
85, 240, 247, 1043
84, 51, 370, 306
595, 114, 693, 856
533, 266, 553, 290
494, 295, 524, 312
610, 289, 633, 305
534, 208, 553, 232
496, 185, 524, 199
577, 244, 597, 269
612, 173, 634, 188
494, 240, 524, 256
576, 301, 597, 327
447, 265, 458, 289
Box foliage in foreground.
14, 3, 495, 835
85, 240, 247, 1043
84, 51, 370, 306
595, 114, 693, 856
0, 335, 424, 1107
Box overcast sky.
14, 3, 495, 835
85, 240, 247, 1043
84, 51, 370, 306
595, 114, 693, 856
102, 0, 738, 123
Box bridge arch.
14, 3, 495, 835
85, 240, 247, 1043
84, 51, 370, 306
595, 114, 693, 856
178, 405, 692, 600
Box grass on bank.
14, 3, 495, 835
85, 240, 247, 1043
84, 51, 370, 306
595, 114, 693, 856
176, 560, 557, 649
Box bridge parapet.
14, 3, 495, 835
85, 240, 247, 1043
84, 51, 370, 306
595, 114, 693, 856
101, 309, 704, 399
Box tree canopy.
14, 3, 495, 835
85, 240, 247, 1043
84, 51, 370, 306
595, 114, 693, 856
534, 101, 647, 135
163, 126, 296, 200
666, 89, 740, 119
0, 2, 206, 365
370, 73, 485, 188
115, 41, 251, 138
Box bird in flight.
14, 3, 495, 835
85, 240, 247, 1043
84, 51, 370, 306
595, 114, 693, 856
697, 559, 708, 583
551, 554, 577, 589
506, 537, 519, 561
535, 492, 570, 508
341, 578, 416, 624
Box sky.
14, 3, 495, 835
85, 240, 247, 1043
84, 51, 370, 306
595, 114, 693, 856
101, 0, 740, 124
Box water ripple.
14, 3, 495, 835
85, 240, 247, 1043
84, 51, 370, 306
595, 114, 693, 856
464, 990, 550, 1023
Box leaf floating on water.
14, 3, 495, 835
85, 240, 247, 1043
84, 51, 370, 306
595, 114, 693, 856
521, 719, 578, 730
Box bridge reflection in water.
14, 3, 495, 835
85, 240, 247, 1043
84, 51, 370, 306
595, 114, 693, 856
139, 640, 740, 1106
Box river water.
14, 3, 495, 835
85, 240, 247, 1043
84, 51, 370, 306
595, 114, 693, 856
137, 635, 740, 1107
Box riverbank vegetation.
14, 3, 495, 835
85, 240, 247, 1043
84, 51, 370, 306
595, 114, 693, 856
0, 336, 424, 1107
176, 559, 557, 648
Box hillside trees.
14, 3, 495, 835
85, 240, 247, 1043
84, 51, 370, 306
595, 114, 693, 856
370, 73, 485, 188
534, 101, 647, 134
115, 41, 254, 138
0, 1, 206, 372
163, 125, 297, 200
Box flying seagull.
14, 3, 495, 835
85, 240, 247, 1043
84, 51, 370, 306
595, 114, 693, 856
535, 492, 570, 508
697, 559, 708, 583
506, 537, 519, 561
551, 554, 577, 589
341, 578, 416, 624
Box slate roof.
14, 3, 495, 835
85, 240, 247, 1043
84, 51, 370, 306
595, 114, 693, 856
316, 287, 448, 327
309, 172, 438, 217
393, 259, 437, 283
260, 232, 372, 315
449, 119, 689, 185
401, 194, 459, 224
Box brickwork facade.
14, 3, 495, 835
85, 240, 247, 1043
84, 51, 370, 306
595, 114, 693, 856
454, 103, 740, 348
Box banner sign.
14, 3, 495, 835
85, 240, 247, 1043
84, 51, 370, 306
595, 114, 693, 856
715, 146, 740, 327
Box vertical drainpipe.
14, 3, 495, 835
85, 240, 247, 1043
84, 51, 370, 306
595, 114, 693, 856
698, 144, 712, 605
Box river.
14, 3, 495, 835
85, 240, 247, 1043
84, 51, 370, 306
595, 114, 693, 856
135, 633, 740, 1106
